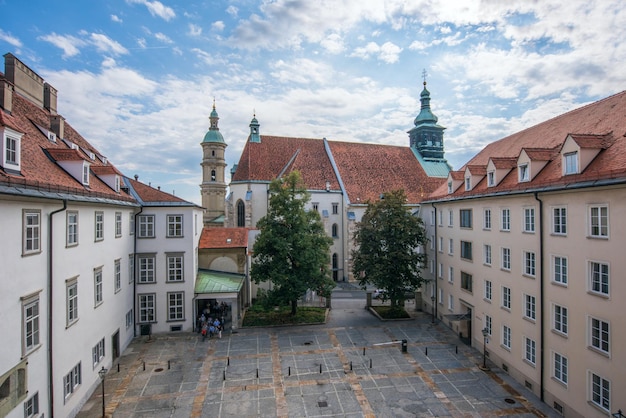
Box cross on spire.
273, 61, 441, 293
422, 68, 428, 86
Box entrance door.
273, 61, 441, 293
112, 330, 120, 359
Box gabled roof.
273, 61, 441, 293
522, 147, 559, 161
125, 177, 195, 205
465, 165, 486, 175
568, 133, 613, 149
199, 227, 250, 249
489, 157, 517, 169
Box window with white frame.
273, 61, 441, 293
438, 210, 442, 226
129, 254, 135, 283
438, 263, 443, 279
429, 235, 435, 250
94, 267, 103, 306
168, 292, 185, 321
518, 164, 529, 182
563, 151, 578, 175
167, 214, 183, 237
438, 236, 443, 252
447, 181, 453, 194
92, 338, 105, 367
2, 129, 21, 169
460, 240, 472, 260
501, 208, 510, 231
589, 205, 608, 238
448, 210, 453, 226
94, 211, 104, 241
523, 207, 535, 233
448, 266, 454, 283
67, 279, 78, 326
63, 362, 81, 400
115, 212, 122, 237
553, 352, 567, 385
524, 337, 536, 365
524, 251, 536, 277
438, 288, 443, 304
460, 209, 472, 228
448, 294, 454, 311
24, 392, 39, 417
501, 247, 511, 270
484, 280, 492, 301
138, 254, 156, 283
465, 176, 471, 190
448, 238, 453, 255
22, 295, 40, 354
484, 244, 492, 265
139, 294, 156, 322
67, 211, 78, 246
125, 309, 133, 329
429, 259, 434, 274
82, 162, 90, 185
138, 215, 155, 238
460, 272, 472, 293
552, 256, 568, 285
23, 210, 41, 255
502, 325, 511, 349
487, 171, 495, 186
429, 209, 435, 225
167, 254, 184, 282
589, 261, 609, 296
590, 372, 610, 411
524, 294, 536, 320
483, 208, 491, 229
589, 317, 609, 354
485, 315, 492, 335
114, 259, 121, 292
502, 286, 511, 310
553, 304, 568, 335
552, 207, 567, 235
129, 213, 135, 235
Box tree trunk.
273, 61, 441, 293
291, 299, 298, 315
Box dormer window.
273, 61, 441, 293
519, 164, 529, 182
487, 171, 495, 187
465, 177, 471, 191
564, 152, 578, 175
82, 162, 90, 185
447, 181, 453, 194
115, 175, 120, 192
1, 127, 23, 171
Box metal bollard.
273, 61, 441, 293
401, 339, 408, 353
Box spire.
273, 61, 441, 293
414, 70, 438, 126
202, 99, 225, 143
249, 111, 260, 143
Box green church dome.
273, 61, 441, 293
203, 130, 225, 143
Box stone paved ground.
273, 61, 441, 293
77, 294, 560, 417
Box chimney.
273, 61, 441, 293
50, 114, 65, 139
4, 53, 44, 108
0, 79, 13, 113
44, 82, 58, 114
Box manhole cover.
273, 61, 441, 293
154, 368, 164, 372
504, 398, 516, 404
318, 401, 328, 408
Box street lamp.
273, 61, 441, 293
481, 328, 489, 370
430, 296, 435, 324
98, 366, 107, 417
613, 410, 625, 418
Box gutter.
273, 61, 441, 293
534, 192, 545, 402
431, 202, 438, 322
133, 206, 143, 337
48, 199, 67, 418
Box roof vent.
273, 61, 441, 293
226, 238, 232, 244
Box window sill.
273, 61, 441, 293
522, 230, 535, 234
522, 274, 536, 279
550, 233, 567, 237
166, 280, 185, 284
66, 243, 78, 248
500, 307, 511, 313
587, 235, 609, 240
551, 329, 568, 339
500, 268, 511, 273
66, 319, 79, 329
587, 401, 610, 416
587, 290, 609, 299
166, 318, 186, 323
551, 281, 568, 288
522, 359, 536, 368
22, 250, 42, 257
137, 281, 157, 285
483, 263, 491, 267
523, 316, 536, 325
587, 345, 610, 358
166, 235, 185, 239
500, 344, 511, 352
483, 298, 491, 304
550, 376, 567, 389
22, 343, 43, 359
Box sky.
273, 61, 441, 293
2, 0, 626, 205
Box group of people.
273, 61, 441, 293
197, 300, 229, 341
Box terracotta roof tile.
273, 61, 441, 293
449, 171, 464, 180
47, 148, 86, 161
522, 147, 559, 161
569, 133, 613, 149
127, 178, 190, 203
466, 165, 486, 175
490, 157, 517, 169
199, 227, 250, 249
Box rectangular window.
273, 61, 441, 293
461, 272, 473, 292
465, 177, 471, 191
448, 266, 454, 283
448, 294, 454, 311
590, 317, 609, 354
24, 392, 39, 417
63, 362, 81, 400
167, 254, 184, 282
438, 236, 443, 252
483, 208, 491, 229
332, 203, 338, 215
23, 296, 40, 354
312, 202, 319, 212
552, 207, 567, 235
448, 210, 453, 226
487, 171, 495, 187
589, 205, 608, 238
524, 251, 536, 277
484, 280, 492, 301
138, 215, 155, 238
429, 235, 435, 250
168, 292, 185, 321
5, 135, 18, 164
23, 210, 41, 254
485, 315, 492, 335
447, 181, 453, 194
82, 163, 90, 185
501, 247, 511, 270
437, 210, 442, 226
519, 164, 529, 182
460, 241, 472, 260
129, 213, 135, 235
94, 211, 104, 241
126, 309, 133, 329
502, 325, 511, 349
114, 259, 121, 292
448, 238, 453, 255
523, 207, 535, 232
138, 255, 156, 283
460, 209, 472, 228
553, 352, 568, 385
590, 372, 610, 411
139, 294, 156, 322
501, 208, 510, 231
589, 261, 609, 296
553, 256, 568, 285
115, 212, 122, 237
67, 211, 78, 246
437, 263, 443, 279
484, 244, 492, 265
553, 304, 568, 335
524, 294, 536, 320
524, 337, 536, 365
94, 267, 103, 306
167, 214, 183, 237
129, 254, 135, 283
67, 279, 78, 326
564, 152, 578, 175
438, 288, 443, 304
92, 338, 105, 367
502, 286, 511, 310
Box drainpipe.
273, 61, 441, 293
431, 203, 438, 322
534, 192, 544, 402
48, 199, 67, 418
133, 207, 143, 337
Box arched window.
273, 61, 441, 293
237, 200, 245, 227
211, 170, 216, 181
212, 150, 215, 157
331, 223, 338, 238
332, 253, 338, 281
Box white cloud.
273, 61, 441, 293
188, 23, 202, 36
0, 29, 23, 48
154, 32, 173, 44
137, 38, 147, 49
212, 21, 225, 32
320, 33, 345, 54
90, 33, 129, 55
226, 6, 238, 17
351, 41, 402, 63
126, 0, 175, 21
38, 33, 86, 58
111, 14, 123, 23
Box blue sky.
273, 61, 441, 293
2, 0, 626, 204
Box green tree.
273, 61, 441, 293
352, 189, 428, 308
251, 171, 335, 315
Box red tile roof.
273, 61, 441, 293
199, 227, 250, 249
490, 157, 517, 169
47, 148, 86, 161
127, 178, 190, 203
522, 147, 558, 161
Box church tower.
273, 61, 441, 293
408, 73, 447, 162
200, 100, 227, 227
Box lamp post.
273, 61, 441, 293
98, 366, 107, 417
430, 296, 435, 324
613, 410, 625, 418
481, 328, 489, 370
